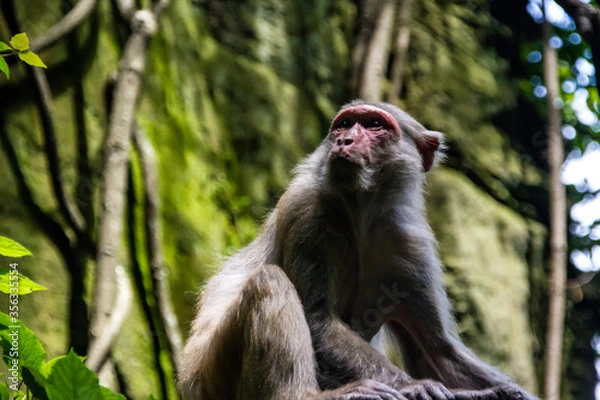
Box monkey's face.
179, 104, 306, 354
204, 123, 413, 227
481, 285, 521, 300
328, 105, 401, 167
325, 105, 404, 191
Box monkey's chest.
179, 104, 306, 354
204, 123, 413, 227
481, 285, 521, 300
328, 226, 416, 339
324, 239, 361, 321
324, 244, 391, 337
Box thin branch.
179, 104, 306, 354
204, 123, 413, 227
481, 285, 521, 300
554, 0, 599, 41
350, 0, 382, 96
554, 0, 600, 88
358, 0, 398, 101
542, 3, 567, 399
30, 0, 99, 53
30, 67, 89, 240
86, 265, 133, 372
127, 172, 169, 400
386, 0, 413, 102
0, 118, 72, 261
152, 0, 170, 18
0, 0, 75, 263
2, 0, 91, 355
90, 4, 169, 348
64, 23, 96, 231
566, 271, 597, 289
133, 124, 183, 371
115, 0, 136, 22
1, 114, 91, 354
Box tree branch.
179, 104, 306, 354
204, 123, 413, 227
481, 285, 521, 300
0, 118, 73, 261
30, 67, 90, 243
358, 0, 398, 101
1, 122, 92, 354
85, 265, 132, 372
152, 0, 170, 18
566, 271, 596, 289
64, 20, 96, 231
542, 4, 567, 399
7, 0, 91, 246
126, 171, 169, 400
115, 0, 136, 22
555, 0, 600, 88
1, 0, 92, 355
0, 1, 75, 265
350, 0, 382, 96
555, 0, 600, 39
133, 124, 183, 372
386, 0, 413, 102
90, 3, 169, 349
30, 0, 99, 52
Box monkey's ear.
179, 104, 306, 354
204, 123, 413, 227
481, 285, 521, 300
416, 130, 445, 172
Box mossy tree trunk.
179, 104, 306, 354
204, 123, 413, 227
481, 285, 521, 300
1, 0, 589, 398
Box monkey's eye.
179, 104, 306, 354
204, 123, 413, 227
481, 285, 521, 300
338, 119, 351, 128
367, 119, 383, 129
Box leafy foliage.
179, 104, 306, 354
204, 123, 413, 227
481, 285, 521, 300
0, 238, 125, 399
0, 32, 46, 79
0, 270, 46, 294
0, 236, 32, 258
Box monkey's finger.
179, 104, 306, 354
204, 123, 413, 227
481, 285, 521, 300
374, 392, 408, 400
400, 381, 455, 400
424, 384, 455, 400
354, 379, 406, 399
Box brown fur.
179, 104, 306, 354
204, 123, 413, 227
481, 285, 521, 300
179, 101, 538, 400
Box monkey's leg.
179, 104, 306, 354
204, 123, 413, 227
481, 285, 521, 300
180, 264, 407, 400
240, 265, 412, 400
236, 265, 319, 399
242, 266, 409, 400
180, 264, 319, 399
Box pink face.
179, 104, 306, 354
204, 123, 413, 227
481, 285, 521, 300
329, 105, 401, 164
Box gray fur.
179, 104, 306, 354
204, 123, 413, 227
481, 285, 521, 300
179, 101, 538, 400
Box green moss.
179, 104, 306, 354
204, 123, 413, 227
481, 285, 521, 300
428, 168, 539, 392
0, 0, 548, 397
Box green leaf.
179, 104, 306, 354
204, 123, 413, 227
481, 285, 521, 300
0, 57, 9, 80
99, 386, 126, 400
9, 33, 28, 51
0, 42, 11, 52
0, 312, 46, 373
45, 350, 106, 400
0, 269, 47, 294
18, 51, 46, 68
0, 237, 31, 258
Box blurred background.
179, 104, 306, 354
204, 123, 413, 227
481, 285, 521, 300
0, 0, 599, 398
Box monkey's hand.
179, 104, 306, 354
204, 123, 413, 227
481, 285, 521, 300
310, 379, 409, 400
397, 380, 455, 400
451, 384, 540, 400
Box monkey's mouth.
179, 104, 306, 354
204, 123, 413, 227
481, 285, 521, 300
329, 150, 369, 167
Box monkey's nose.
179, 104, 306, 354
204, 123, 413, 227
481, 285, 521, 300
336, 138, 354, 146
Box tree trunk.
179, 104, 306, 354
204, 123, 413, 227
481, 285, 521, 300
386, 0, 413, 102
542, 3, 567, 399
358, 0, 397, 101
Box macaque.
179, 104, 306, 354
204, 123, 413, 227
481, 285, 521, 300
179, 101, 538, 400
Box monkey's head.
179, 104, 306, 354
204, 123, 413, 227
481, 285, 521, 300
325, 100, 444, 190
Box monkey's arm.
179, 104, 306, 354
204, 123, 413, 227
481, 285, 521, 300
309, 310, 457, 400
311, 312, 408, 387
